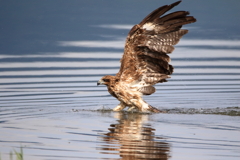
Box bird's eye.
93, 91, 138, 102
102, 79, 110, 82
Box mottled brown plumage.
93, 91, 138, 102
97, 1, 196, 113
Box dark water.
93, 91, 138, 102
0, 0, 240, 159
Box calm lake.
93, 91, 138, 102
0, 0, 240, 159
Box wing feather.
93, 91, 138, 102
137, 30, 188, 53
139, 1, 182, 27
138, 86, 156, 95
116, 1, 196, 95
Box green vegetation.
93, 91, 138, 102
1, 147, 24, 160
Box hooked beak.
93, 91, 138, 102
97, 79, 104, 86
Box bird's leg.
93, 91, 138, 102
113, 102, 127, 111
127, 106, 136, 111
129, 99, 149, 112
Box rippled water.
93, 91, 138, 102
1, 40, 239, 110
1, 0, 240, 160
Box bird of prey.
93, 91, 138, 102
97, 1, 196, 112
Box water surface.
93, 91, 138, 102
0, 0, 240, 159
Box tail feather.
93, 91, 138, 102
148, 105, 165, 113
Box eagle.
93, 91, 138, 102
97, 1, 196, 113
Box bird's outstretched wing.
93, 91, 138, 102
116, 1, 196, 95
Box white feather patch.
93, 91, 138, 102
142, 23, 155, 31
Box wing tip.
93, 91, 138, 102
139, 0, 183, 26
172, 0, 182, 7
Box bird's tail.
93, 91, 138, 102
148, 105, 165, 113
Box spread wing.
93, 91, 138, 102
116, 1, 196, 95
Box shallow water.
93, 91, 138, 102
1, 0, 240, 159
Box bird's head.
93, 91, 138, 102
97, 75, 117, 86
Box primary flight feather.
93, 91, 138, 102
97, 1, 196, 112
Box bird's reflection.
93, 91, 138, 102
98, 112, 171, 159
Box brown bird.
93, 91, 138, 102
97, 1, 196, 113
